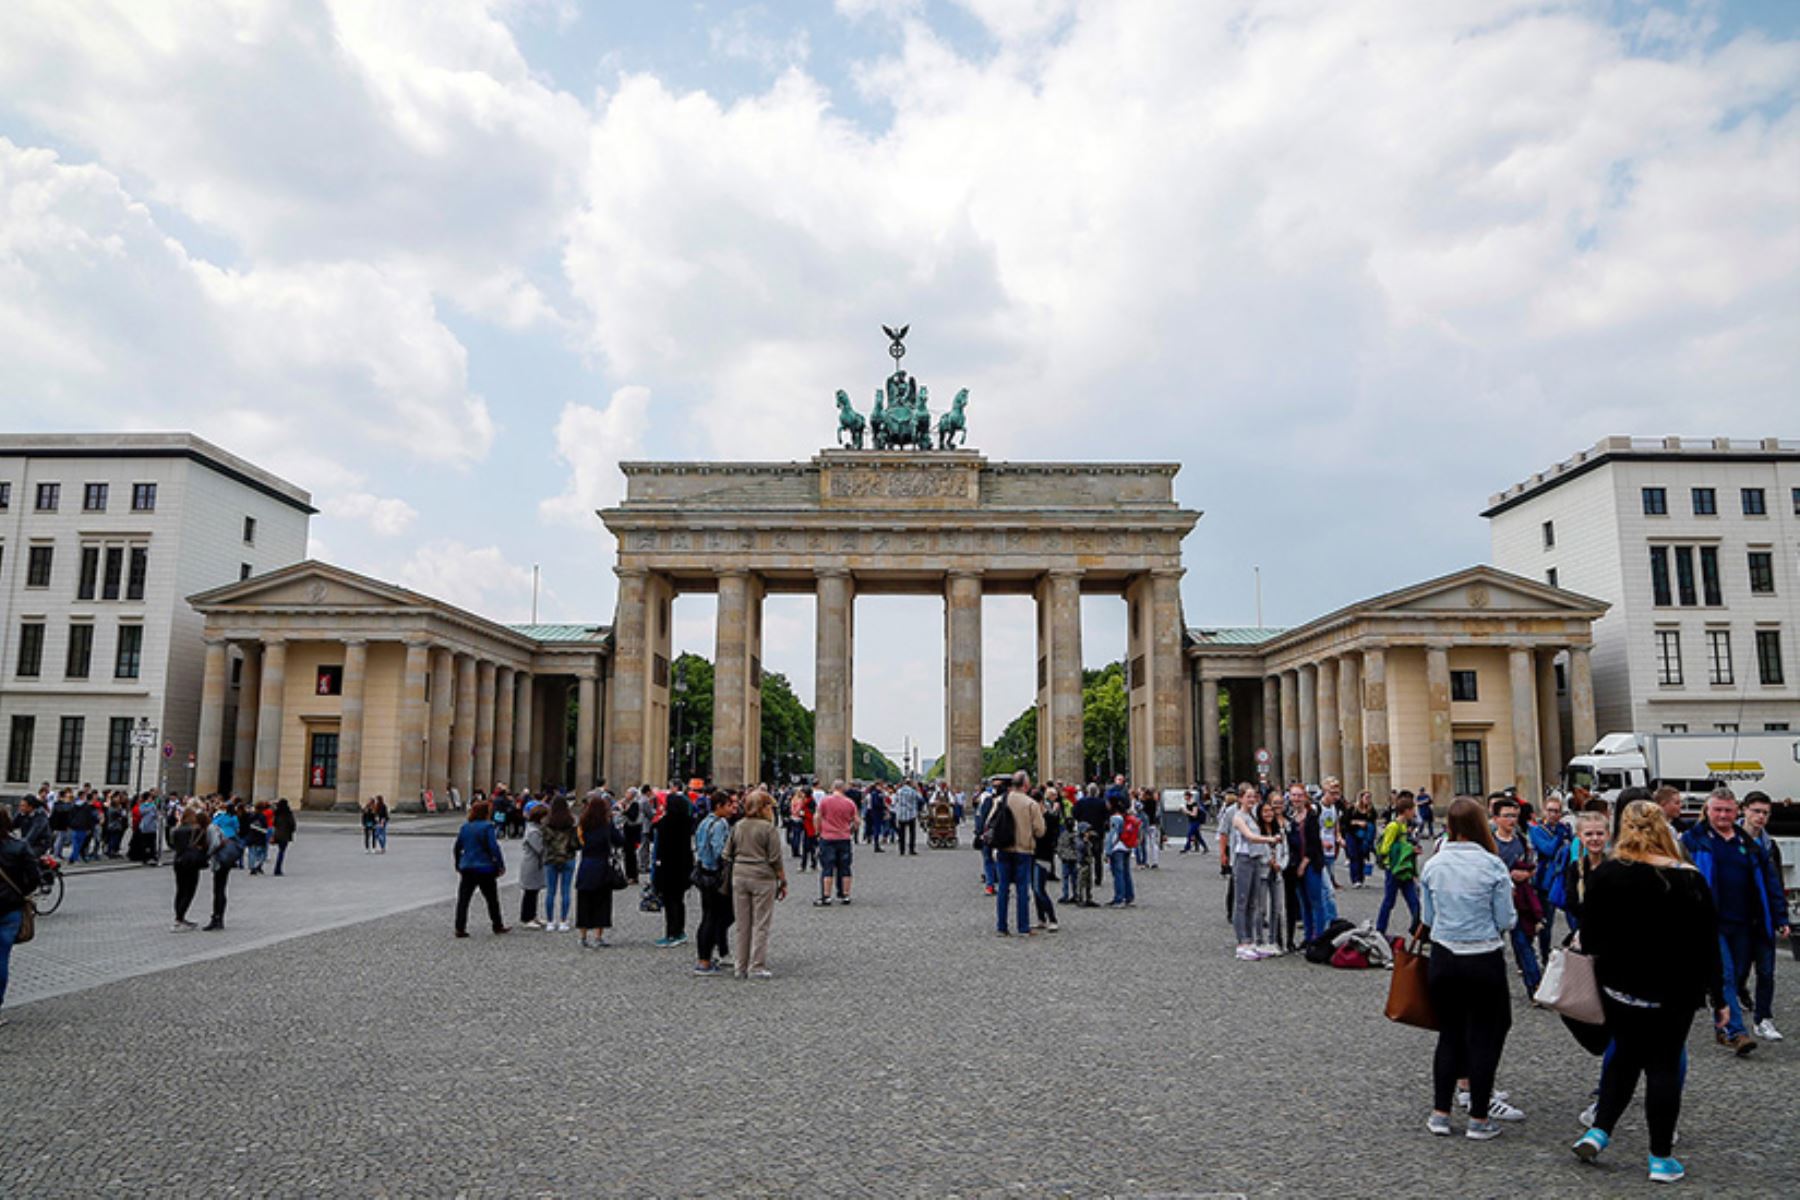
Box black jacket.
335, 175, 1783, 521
0, 835, 44, 914
1582, 859, 1724, 1012
18, 809, 51, 855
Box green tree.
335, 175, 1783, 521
667, 652, 714, 782
1082, 661, 1128, 782
853, 740, 903, 783
759, 669, 814, 783
982, 705, 1038, 777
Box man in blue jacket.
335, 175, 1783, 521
1680, 788, 1789, 1056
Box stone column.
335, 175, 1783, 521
576, 671, 597, 790
1278, 670, 1300, 786
1336, 654, 1363, 798
1148, 569, 1187, 789
712, 570, 752, 787
195, 636, 229, 796
513, 670, 535, 790
474, 660, 496, 795
492, 666, 515, 792
427, 646, 454, 803
591, 663, 607, 787
252, 636, 288, 804
337, 638, 368, 810
1044, 570, 1085, 785
1316, 657, 1341, 784
397, 639, 430, 809
1537, 649, 1564, 790
1424, 642, 1454, 802
945, 570, 984, 795
451, 652, 476, 804
1362, 647, 1390, 804
231, 642, 261, 794
1509, 645, 1541, 802
1568, 644, 1597, 755
1297, 662, 1319, 785
604, 568, 648, 792
1199, 675, 1221, 790
814, 569, 854, 785
1262, 675, 1281, 783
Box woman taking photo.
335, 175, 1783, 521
574, 791, 617, 949
1572, 801, 1725, 1183
1419, 796, 1517, 1141
724, 788, 788, 978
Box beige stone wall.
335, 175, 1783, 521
275, 641, 341, 803
359, 642, 406, 805
1381, 645, 1519, 796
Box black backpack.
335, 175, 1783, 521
1302, 918, 1357, 964
985, 795, 1017, 849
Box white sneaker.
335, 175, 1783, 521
1486, 1098, 1526, 1122
1256, 943, 1281, 957
1754, 1018, 1783, 1042
1235, 946, 1257, 960
1579, 1100, 1598, 1128
1456, 1088, 1511, 1110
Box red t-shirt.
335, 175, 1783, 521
817, 792, 858, 842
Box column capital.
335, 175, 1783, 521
1046, 567, 1083, 581
945, 567, 983, 581
815, 566, 850, 580
1149, 566, 1186, 581
1422, 639, 1454, 653
714, 566, 750, 580
203, 634, 229, 649
404, 636, 432, 650
261, 633, 288, 648
615, 565, 649, 580
341, 636, 368, 648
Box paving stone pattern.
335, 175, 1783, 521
1, 832, 1795, 1199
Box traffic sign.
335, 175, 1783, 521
130, 726, 159, 748
163, 742, 175, 759
1255, 747, 1271, 765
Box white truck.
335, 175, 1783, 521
1567, 731, 1800, 905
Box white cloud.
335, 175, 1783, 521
387, 539, 544, 622
538, 387, 652, 528
321, 492, 420, 536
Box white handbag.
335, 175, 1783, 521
1535, 936, 1605, 1025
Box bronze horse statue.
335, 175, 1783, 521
835, 390, 866, 449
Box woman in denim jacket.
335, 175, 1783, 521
1419, 797, 1517, 1141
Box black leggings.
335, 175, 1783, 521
695, 885, 732, 961
1596, 996, 1694, 1158
660, 882, 688, 938
173, 865, 200, 921
210, 868, 231, 923
455, 870, 503, 932
1427, 946, 1512, 1117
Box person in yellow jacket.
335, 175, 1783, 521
1375, 792, 1422, 936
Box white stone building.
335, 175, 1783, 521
1486, 436, 1800, 746
0, 434, 311, 794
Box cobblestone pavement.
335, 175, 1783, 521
1, 835, 1795, 1199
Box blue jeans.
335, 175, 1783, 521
1718, 925, 1756, 1038
1299, 866, 1328, 941
1752, 934, 1777, 1023
1032, 861, 1057, 924
67, 829, 89, 863
1109, 849, 1135, 904
1510, 925, 1542, 997
1058, 861, 1076, 901
544, 861, 575, 923
979, 843, 999, 888
1536, 890, 1558, 962
1346, 831, 1369, 885
0, 907, 22, 1011
995, 851, 1033, 933
374, 825, 388, 851
866, 813, 884, 845
1376, 873, 1419, 935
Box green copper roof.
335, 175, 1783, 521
509, 623, 611, 643
1187, 626, 1288, 646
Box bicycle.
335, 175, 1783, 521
34, 854, 64, 916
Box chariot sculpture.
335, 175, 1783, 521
834, 325, 970, 451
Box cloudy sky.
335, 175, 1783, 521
2, 0, 1796, 761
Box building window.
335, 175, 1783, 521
1756, 630, 1785, 686
1766, 722, 1792, 732
315, 665, 343, 696
5, 715, 34, 783
1716, 723, 1738, 733
1649, 546, 1672, 606
115, 624, 143, 679
308, 731, 339, 789
0, 481, 10, 509
26, 544, 53, 588
1452, 739, 1484, 796
35, 482, 59, 511
1691, 487, 1716, 516
240, 562, 253, 581
1706, 629, 1733, 685
102, 546, 123, 600
1748, 551, 1775, 595
65, 623, 93, 679
1642, 487, 1667, 515
131, 482, 156, 511
1793, 486, 1800, 516
1673, 546, 1697, 606
1554, 662, 1566, 692
1699, 546, 1722, 606
230, 657, 242, 686
1655, 629, 1683, 685
1545, 567, 1559, 588
1542, 520, 1555, 549
1450, 670, 1478, 702
77, 545, 99, 600
82, 482, 108, 512
1741, 487, 1766, 516
55, 716, 84, 784
105, 717, 132, 786
16, 621, 44, 677
243, 516, 257, 544
1663, 723, 1688, 733
126, 546, 147, 601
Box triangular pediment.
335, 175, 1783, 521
188, 561, 427, 612
1370, 566, 1607, 616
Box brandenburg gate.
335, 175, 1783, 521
599, 449, 1197, 794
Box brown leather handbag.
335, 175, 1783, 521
1384, 930, 1437, 1030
